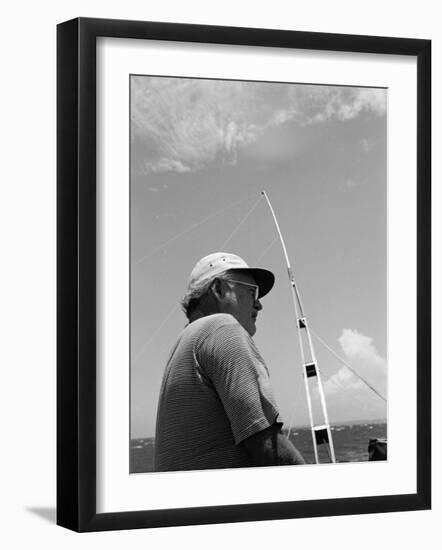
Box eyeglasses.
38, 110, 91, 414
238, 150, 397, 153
227, 279, 260, 302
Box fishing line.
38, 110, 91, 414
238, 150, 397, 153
219, 194, 263, 250
254, 236, 278, 265
133, 304, 181, 363
133, 197, 265, 361
309, 327, 387, 402
134, 195, 253, 267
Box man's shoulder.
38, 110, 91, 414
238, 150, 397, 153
191, 314, 253, 352
182, 315, 250, 351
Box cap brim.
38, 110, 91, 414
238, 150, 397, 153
229, 267, 275, 299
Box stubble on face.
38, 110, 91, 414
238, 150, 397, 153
220, 273, 262, 336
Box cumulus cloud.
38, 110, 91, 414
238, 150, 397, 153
339, 329, 385, 368
322, 366, 365, 396
131, 77, 387, 174
322, 329, 387, 399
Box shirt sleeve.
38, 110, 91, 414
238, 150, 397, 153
196, 321, 282, 444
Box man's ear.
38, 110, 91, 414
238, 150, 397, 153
210, 278, 224, 302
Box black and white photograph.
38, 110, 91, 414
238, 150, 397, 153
130, 76, 388, 474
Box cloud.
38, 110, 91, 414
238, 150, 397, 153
298, 87, 387, 125
361, 138, 374, 153
150, 158, 191, 173
131, 77, 387, 174
339, 329, 385, 368
322, 366, 365, 396
322, 329, 387, 398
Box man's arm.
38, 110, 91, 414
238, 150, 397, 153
240, 423, 306, 466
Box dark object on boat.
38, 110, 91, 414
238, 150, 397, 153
368, 438, 387, 461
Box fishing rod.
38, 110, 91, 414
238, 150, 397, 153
261, 190, 336, 464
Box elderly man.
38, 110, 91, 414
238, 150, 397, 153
154, 252, 305, 471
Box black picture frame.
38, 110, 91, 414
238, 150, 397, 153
57, 17, 431, 532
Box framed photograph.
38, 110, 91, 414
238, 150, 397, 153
57, 17, 431, 532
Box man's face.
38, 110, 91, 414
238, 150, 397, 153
219, 272, 262, 336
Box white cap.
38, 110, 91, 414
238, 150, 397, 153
187, 252, 275, 299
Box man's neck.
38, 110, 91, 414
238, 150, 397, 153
188, 307, 217, 323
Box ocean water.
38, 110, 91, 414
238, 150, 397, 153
130, 421, 387, 473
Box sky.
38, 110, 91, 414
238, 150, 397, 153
130, 75, 387, 438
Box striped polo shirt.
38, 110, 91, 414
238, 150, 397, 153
154, 313, 281, 471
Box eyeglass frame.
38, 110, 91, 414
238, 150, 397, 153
225, 278, 260, 302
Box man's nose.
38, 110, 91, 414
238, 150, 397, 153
254, 298, 263, 311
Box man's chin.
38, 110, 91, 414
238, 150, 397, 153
248, 321, 257, 337
231, 313, 256, 336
